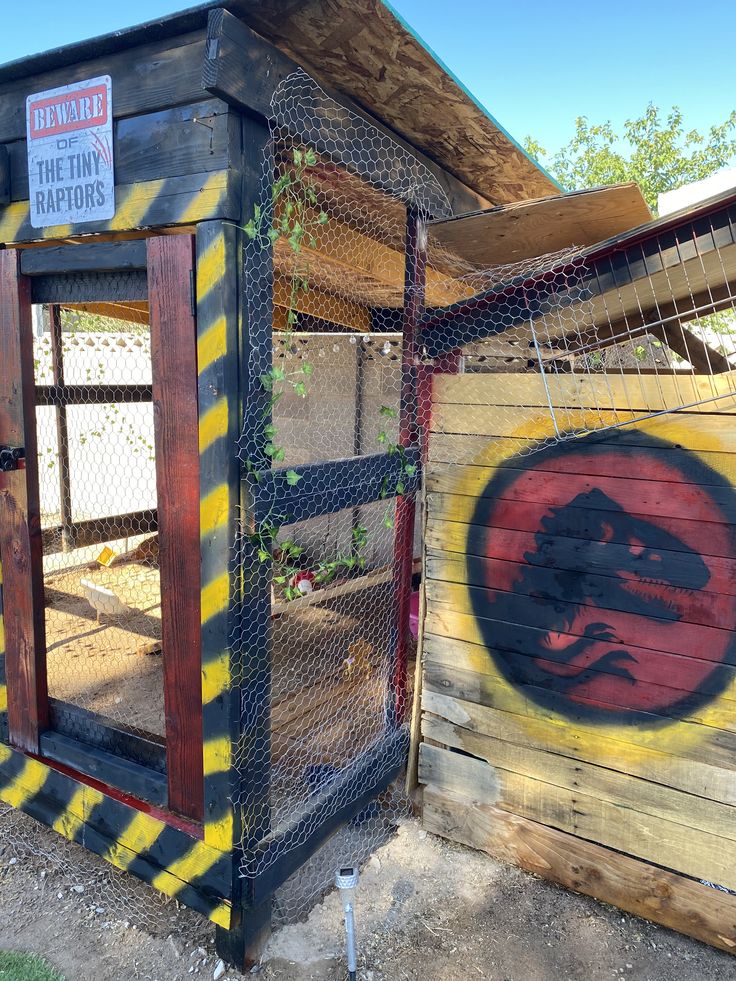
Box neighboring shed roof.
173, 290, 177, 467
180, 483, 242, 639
0, 1, 558, 206
428, 184, 653, 267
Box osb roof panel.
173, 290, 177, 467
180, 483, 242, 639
0, 1, 557, 206
231, 0, 558, 204
428, 184, 653, 268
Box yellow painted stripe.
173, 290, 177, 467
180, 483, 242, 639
200, 483, 229, 539
203, 737, 230, 777
197, 233, 226, 305
179, 173, 227, 225
0, 686, 6, 714
201, 572, 229, 625
197, 314, 228, 375
202, 651, 230, 705
0, 759, 49, 809
51, 786, 88, 839
199, 397, 229, 453
205, 810, 234, 852
111, 811, 165, 871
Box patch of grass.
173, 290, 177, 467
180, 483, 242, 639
0, 951, 64, 981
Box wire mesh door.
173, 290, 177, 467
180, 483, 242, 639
0, 238, 202, 819
37, 304, 165, 741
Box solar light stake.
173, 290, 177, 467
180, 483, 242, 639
335, 866, 360, 981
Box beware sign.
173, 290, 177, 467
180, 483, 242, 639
26, 75, 114, 228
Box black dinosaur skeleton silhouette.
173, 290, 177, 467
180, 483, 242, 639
489, 488, 711, 693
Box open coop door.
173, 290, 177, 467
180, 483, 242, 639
0, 237, 204, 822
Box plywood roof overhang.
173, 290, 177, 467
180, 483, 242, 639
0, 1, 558, 206
428, 183, 652, 267
420, 185, 736, 367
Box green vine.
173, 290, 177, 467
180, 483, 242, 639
242, 148, 414, 599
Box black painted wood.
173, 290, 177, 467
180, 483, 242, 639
41, 508, 157, 554
35, 384, 152, 407
6, 99, 232, 204
247, 449, 422, 528
48, 699, 166, 773
0, 31, 209, 143
21, 241, 147, 276
39, 730, 168, 806
30, 271, 148, 304
0, 145, 9, 205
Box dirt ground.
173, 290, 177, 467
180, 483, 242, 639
1, 806, 734, 981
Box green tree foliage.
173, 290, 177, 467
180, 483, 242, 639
525, 104, 736, 213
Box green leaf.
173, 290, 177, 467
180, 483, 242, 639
379, 405, 398, 419
285, 469, 302, 486
404, 464, 417, 477
396, 481, 405, 495
317, 211, 329, 224
301, 362, 314, 376
383, 512, 395, 529
305, 149, 318, 166
293, 381, 307, 397
377, 430, 387, 444
258, 549, 271, 562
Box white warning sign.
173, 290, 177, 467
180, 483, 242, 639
26, 75, 114, 229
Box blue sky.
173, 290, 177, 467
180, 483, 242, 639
3, 0, 736, 157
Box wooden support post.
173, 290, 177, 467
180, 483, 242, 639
147, 235, 203, 821
0, 249, 48, 754
49, 306, 74, 551
391, 207, 427, 725
213, 114, 274, 969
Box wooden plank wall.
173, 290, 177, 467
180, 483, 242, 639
419, 371, 736, 953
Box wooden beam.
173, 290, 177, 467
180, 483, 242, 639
0, 145, 9, 206
275, 210, 470, 310
39, 731, 167, 807
0, 249, 48, 754
61, 301, 149, 326
0, 170, 237, 246
20, 240, 147, 275
0, 31, 209, 143
246, 449, 422, 529
422, 785, 736, 954
147, 235, 203, 821
273, 273, 369, 331
49, 307, 73, 551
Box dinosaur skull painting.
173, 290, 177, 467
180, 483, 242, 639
468, 431, 736, 723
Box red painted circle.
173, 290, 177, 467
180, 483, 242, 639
471, 437, 736, 720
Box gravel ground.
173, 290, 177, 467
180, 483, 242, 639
0, 806, 734, 981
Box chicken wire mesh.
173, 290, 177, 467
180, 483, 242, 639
229, 70, 448, 920
33, 305, 164, 742
423, 217, 736, 454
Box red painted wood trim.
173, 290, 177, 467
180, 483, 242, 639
147, 235, 204, 821
28, 750, 203, 838
0, 249, 49, 753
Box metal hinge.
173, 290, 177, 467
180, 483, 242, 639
0, 446, 25, 472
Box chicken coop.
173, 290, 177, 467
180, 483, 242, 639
0, 0, 567, 968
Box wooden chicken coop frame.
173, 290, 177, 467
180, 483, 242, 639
0, 1, 563, 969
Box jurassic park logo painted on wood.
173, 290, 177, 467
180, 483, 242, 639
26, 75, 114, 228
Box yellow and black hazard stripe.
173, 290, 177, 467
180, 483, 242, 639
0, 171, 236, 246
0, 737, 233, 925
196, 220, 241, 853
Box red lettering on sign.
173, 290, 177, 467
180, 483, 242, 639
29, 84, 108, 138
